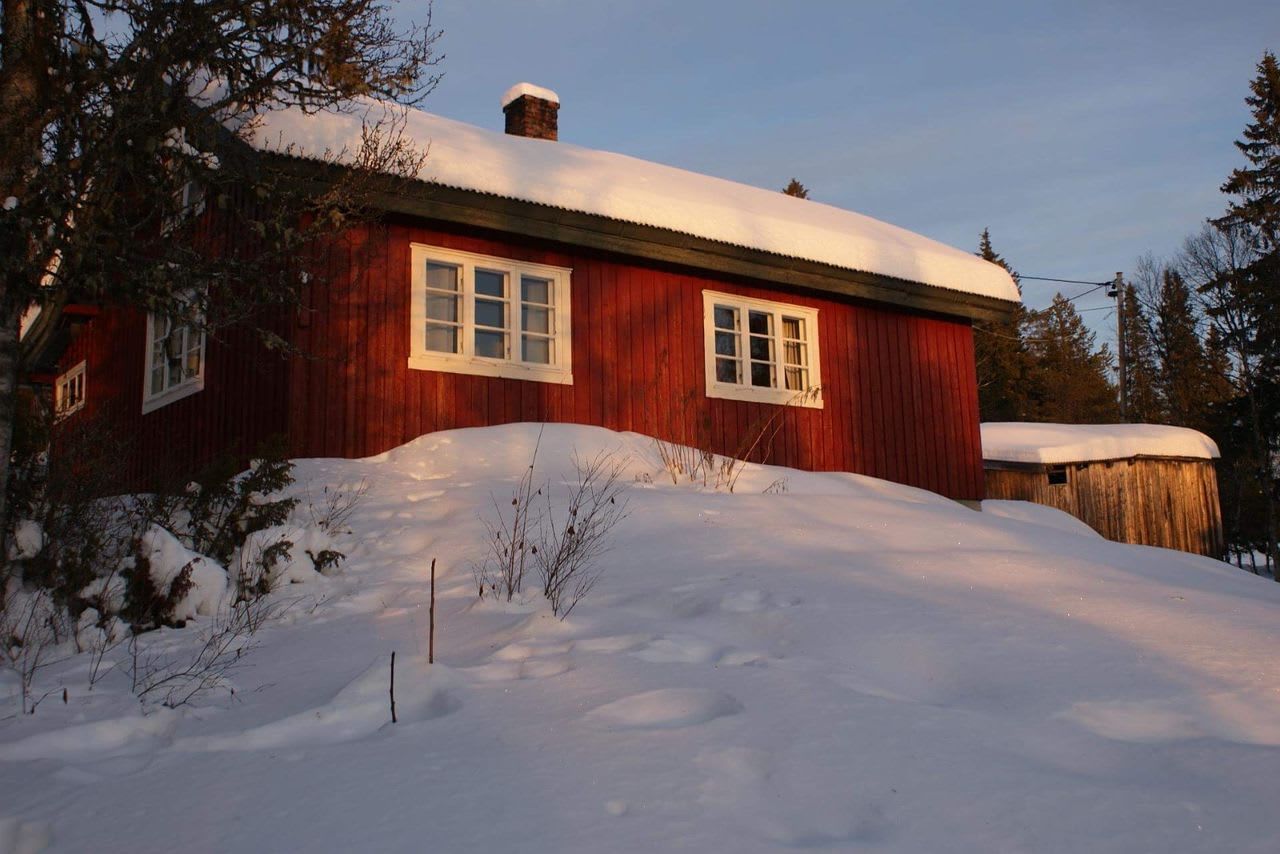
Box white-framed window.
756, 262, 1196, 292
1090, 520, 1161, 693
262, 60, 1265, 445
55, 360, 87, 417
142, 306, 206, 414
408, 244, 573, 384
161, 180, 205, 235
702, 290, 822, 408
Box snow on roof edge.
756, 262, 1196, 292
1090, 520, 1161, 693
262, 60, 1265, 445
244, 99, 1021, 304
981, 422, 1220, 465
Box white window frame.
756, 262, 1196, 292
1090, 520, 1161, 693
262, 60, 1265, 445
142, 304, 207, 414
55, 360, 87, 417
702, 290, 822, 408
408, 244, 573, 385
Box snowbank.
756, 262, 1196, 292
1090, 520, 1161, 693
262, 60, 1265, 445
242, 100, 1020, 302
139, 525, 228, 621
2, 423, 1277, 854
981, 421, 1220, 464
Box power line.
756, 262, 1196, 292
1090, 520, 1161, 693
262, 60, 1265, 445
1020, 275, 1112, 286
1063, 282, 1108, 303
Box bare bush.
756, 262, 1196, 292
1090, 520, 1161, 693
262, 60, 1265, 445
1, 588, 72, 714
476, 436, 630, 617
654, 386, 821, 492
474, 435, 544, 602
127, 594, 285, 709
306, 478, 370, 535
535, 452, 630, 618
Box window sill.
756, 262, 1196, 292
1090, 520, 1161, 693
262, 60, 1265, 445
142, 378, 205, 414
408, 354, 573, 385
705, 382, 823, 409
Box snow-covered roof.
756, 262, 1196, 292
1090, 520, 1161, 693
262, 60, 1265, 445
981, 422, 1220, 464
501, 82, 560, 108
244, 99, 1021, 302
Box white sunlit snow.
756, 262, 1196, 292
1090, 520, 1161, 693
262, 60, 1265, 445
2, 424, 1278, 853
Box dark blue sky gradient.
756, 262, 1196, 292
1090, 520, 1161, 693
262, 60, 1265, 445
405, 2, 1278, 337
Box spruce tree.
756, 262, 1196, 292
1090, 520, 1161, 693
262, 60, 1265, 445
782, 179, 811, 199
972, 229, 1039, 421
1215, 51, 1280, 574
1150, 270, 1218, 432
1118, 284, 1161, 423
1025, 294, 1118, 423
1219, 51, 1280, 247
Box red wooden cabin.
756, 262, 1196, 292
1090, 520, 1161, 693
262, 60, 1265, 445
45, 84, 1019, 501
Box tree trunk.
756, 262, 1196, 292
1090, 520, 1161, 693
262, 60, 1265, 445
0, 300, 21, 547
1, 0, 52, 552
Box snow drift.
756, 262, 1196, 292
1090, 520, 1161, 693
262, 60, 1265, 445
1, 424, 1277, 854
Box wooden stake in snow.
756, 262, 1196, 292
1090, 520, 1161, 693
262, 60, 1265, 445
428, 558, 436, 665
389, 651, 397, 724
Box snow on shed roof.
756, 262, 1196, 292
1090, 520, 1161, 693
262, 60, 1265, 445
244, 99, 1021, 302
981, 422, 1220, 465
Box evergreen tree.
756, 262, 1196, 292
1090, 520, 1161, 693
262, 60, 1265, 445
1219, 51, 1280, 247
1150, 269, 1218, 432
1214, 51, 1280, 573
972, 229, 1040, 421
1025, 294, 1118, 423
1118, 284, 1161, 423
782, 179, 811, 199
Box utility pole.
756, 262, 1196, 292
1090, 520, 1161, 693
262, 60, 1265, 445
1111, 272, 1127, 421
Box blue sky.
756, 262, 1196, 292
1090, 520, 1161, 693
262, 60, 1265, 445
408, 1, 1277, 338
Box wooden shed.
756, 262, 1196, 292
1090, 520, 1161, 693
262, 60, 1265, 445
981, 423, 1224, 557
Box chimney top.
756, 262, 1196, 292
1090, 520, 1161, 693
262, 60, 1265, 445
501, 82, 560, 109
502, 82, 560, 141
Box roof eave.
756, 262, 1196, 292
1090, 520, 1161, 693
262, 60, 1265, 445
271, 155, 1020, 323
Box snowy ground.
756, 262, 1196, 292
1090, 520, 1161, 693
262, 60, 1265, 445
2, 424, 1278, 853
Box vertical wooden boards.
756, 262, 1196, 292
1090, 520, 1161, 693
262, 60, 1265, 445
983, 457, 1225, 557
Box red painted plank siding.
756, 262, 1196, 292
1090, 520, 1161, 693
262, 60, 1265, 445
283, 220, 986, 500
60, 217, 987, 501
56, 307, 289, 488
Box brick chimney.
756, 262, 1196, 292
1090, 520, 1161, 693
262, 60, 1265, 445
501, 83, 560, 141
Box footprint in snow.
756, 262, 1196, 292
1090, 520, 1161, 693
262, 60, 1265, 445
464, 640, 574, 682
585, 688, 742, 730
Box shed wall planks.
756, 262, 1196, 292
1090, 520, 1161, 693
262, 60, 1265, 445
984, 457, 1224, 557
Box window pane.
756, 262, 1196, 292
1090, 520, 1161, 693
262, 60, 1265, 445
426, 262, 458, 292
749, 335, 772, 361
782, 316, 803, 340
475, 299, 505, 329
748, 310, 771, 336
522, 276, 551, 305
785, 367, 808, 391
522, 336, 551, 364
426, 292, 458, 322
475, 329, 507, 359
714, 330, 738, 357
151, 365, 164, 396
523, 305, 551, 335
750, 362, 774, 388
715, 358, 740, 384
784, 340, 806, 366
714, 306, 738, 331
475, 269, 505, 298
425, 323, 458, 353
